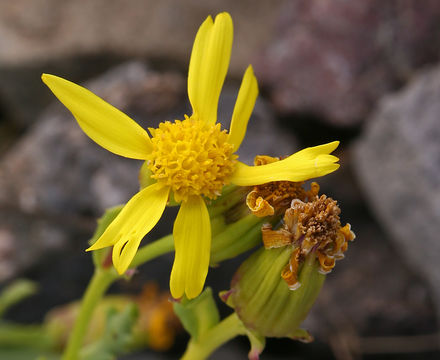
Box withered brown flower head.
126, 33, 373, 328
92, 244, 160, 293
246, 155, 320, 217
262, 193, 355, 290
294, 195, 341, 254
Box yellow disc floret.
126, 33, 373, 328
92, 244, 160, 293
147, 116, 237, 202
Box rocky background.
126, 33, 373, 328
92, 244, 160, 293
1, 1, 440, 359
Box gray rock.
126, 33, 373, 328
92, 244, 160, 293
0, 0, 284, 131
257, 0, 440, 126
0, 0, 283, 76
218, 87, 298, 164
266, 153, 439, 352
0, 62, 186, 279
0, 62, 186, 215
353, 64, 440, 317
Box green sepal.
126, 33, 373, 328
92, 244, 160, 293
245, 328, 265, 360
173, 287, 220, 341
167, 191, 180, 207
288, 328, 313, 343
209, 215, 227, 238
90, 205, 124, 268
138, 161, 155, 190
207, 185, 246, 218
79, 304, 138, 360
224, 247, 325, 339
210, 214, 269, 265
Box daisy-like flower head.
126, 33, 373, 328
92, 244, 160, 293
42, 12, 340, 299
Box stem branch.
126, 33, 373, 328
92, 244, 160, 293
62, 269, 117, 360
62, 234, 173, 360
131, 234, 174, 267
181, 313, 246, 360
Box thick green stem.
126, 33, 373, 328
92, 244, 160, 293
181, 313, 246, 360
62, 269, 117, 360
131, 234, 174, 267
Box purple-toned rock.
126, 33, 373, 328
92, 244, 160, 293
0, 62, 186, 280
0, 0, 282, 76
218, 86, 298, 164
0, 62, 186, 216
353, 64, 440, 317
258, 0, 440, 126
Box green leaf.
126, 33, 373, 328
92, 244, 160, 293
0, 279, 37, 318
80, 304, 138, 360
0, 348, 59, 360
173, 287, 220, 340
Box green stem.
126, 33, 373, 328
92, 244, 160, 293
62, 269, 117, 360
131, 234, 174, 267
0, 323, 55, 350
181, 313, 246, 360
62, 234, 173, 360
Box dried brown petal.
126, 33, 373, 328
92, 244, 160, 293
262, 224, 292, 248
246, 190, 275, 217
317, 252, 335, 274
281, 247, 302, 290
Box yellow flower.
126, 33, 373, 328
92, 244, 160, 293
41, 12, 340, 299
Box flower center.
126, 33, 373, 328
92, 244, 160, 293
147, 116, 237, 202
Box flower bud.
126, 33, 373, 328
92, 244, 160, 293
221, 193, 355, 342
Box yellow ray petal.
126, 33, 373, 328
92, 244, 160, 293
42, 74, 152, 159
86, 183, 170, 274
227, 65, 258, 151
230, 141, 340, 186
187, 15, 213, 117
187, 12, 233, 125
288, 141, 340, 160
170, 196, 211, 299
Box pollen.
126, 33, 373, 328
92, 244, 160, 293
147, 116, 237, 202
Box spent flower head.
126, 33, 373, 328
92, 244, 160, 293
222, 186, 355, 348
42, 12, 340, 299
262, 192, 355, 289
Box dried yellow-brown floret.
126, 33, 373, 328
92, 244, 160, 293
262, 191, 355, 288
246, 155, 321, 217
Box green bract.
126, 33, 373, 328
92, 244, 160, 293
222, 246, 325, 342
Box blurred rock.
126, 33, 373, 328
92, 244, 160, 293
218, 87, 298, 164
0, 208, 91, 284
300, 153, 438, 356
353, 65, 440, 317
258, 0, 440, 126
0, 62, 186, 216
0, 55, 126, 130
0, 0, 284, 135
0, 0, 282, 76
0, 61, 186, 280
